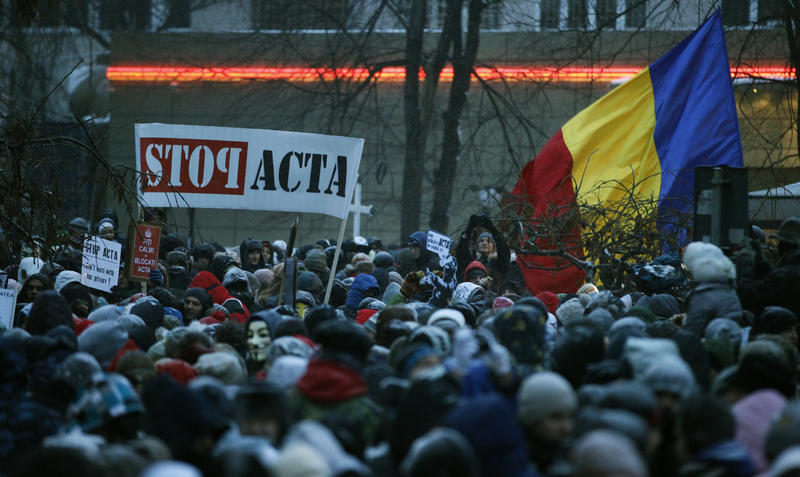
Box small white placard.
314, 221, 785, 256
81, 236, 122, 293
427, 230, 452, 262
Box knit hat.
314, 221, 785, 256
272, 443, 329, 477
753, 306, 798, 338
704, 318, 742, 349
556, 298, 585, 326
451, 282, 485, 304
766, 402, 800, 461
223, 267, 250, 293
517, 371, 577, 426
492, 297, 514, 313
78, 320, 129, 369
409, 325, 452, 356
66, 373, 144, 433
624, 337, 680, 379
55, 352, 102, 392
732, 388, 787, 473
536, 291, 558, 315
116, 350, 156, 386
626, 306, 657, 323
253, 268, 275, 288
388, 271, 404, 287
314, 320, 373, 363
636, 293, 680, 320
464, 260, 489, 282
304, 249, 329, 275
131, 296, 165, 329
640, 354, 695, 397
265, 336, 315, 363
183, 288, 213, 314
88, 304, 122, 323
576, 283, 599, 295
586, 308, 615, 332
267, 355, 309, 390
570, 430, 648, 477
155, 358, 198, 385
355, 308, 379, 326
61, 281, 93, 309
194, 351, 246, 385
494, 305, 547, 366
428, 308, 466, 329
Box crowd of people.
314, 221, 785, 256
3, 209, 800, 477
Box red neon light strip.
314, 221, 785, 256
106, 65, 795, 83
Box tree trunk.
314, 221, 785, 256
400, 0, 427, 242
429, 0, 483, 233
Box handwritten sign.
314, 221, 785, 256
81, 236, 122, 293
0, 288, 16, 329
130, 224, 161, 280
427, 230, 452, 263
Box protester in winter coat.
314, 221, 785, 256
682, 242, 742, 336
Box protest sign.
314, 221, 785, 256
0, 271, 7, 289
427, 230, 452, 263
135, 123, 364, 219
81, 236, 122, 293
0, 288, 16, 329
130, 224, 161, 280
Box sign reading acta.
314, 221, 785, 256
142, 138, 347, 198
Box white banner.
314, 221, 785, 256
135, 123, 364, 220
81, 236, 122, 293
0, 288, 16, 329
427, 230, 452, 262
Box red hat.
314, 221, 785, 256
189, 271, 231, 305
535, 291, 559, 315
355, 308, 379, 326
156, 359, 198, 385
464, 260, 489, 281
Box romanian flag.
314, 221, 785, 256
512, 10, 743, 295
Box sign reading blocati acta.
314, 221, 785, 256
130, 224, 161, 280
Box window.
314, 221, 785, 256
162, 0, 191, 28
100, 0, 152, 31
757, 0, 781, 24
37, 0, 89, 28
541, 0, 560, 29
567, 0, 587, 28
253, 0, 350, 30
481, 0, 504, 29
596, 0, 617, 29
625, 0, 646, 28
722, 0, 750, 26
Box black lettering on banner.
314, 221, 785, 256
279, 151, 302, 192
324, 155, 347, 197
250, 150, 277, 190
305, 153, 326, 193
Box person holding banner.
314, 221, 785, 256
455, 214, 517, 294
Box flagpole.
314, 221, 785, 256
324, 214, 349, 305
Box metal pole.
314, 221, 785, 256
324, 216, 348, 305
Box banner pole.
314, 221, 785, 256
324, 215, 348, 305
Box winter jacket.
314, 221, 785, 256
679, 440, 756, 477
683, 281, 742, 336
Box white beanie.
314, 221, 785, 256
54, 270, 81, 293
517, 371, 577, 426
427, 309, 466, 328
